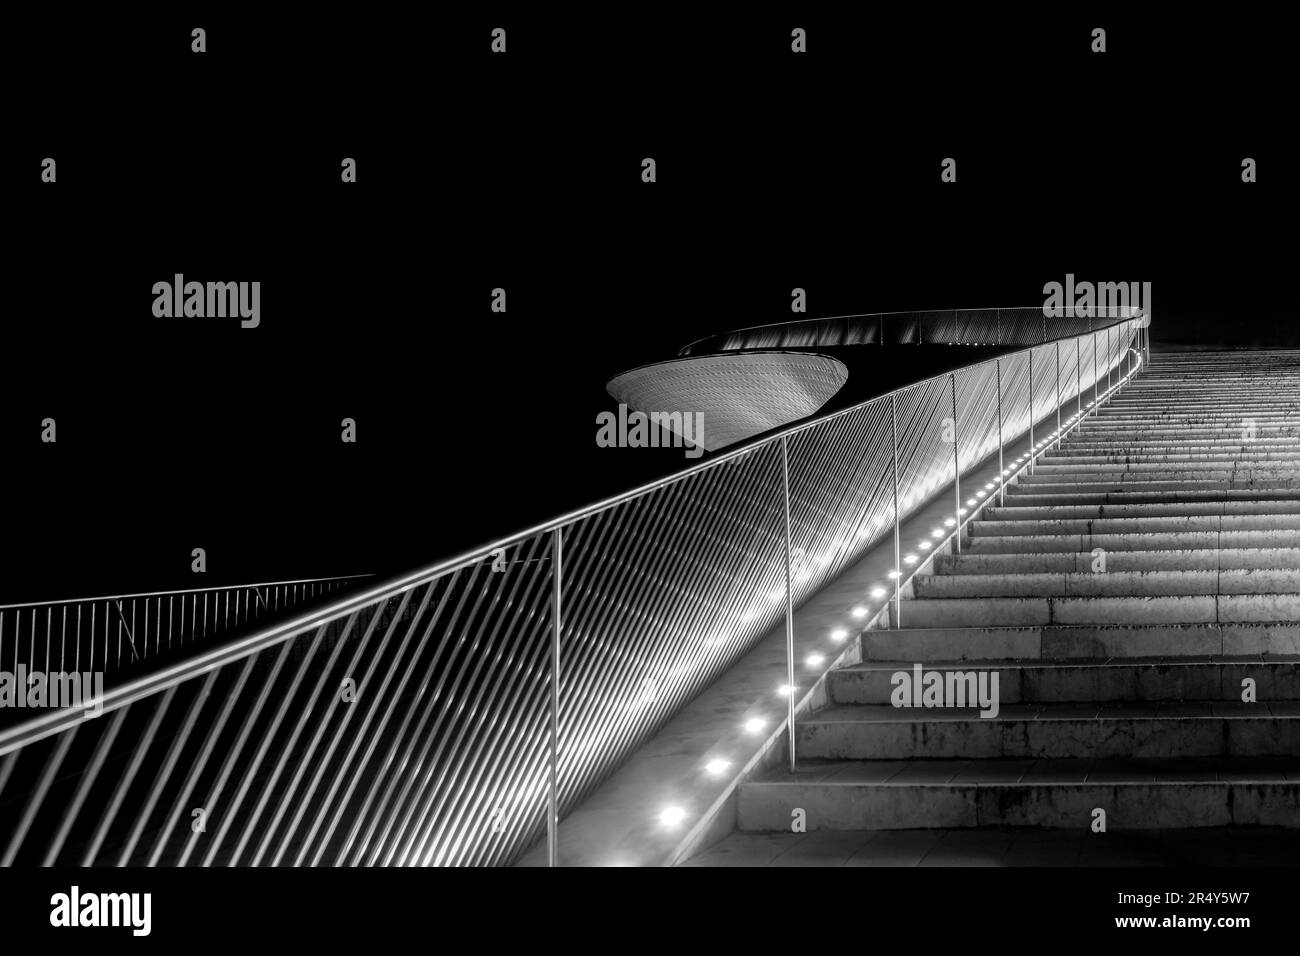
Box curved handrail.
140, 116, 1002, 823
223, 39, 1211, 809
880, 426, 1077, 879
0, 307, 1147, 868
0, 311, 1143, 750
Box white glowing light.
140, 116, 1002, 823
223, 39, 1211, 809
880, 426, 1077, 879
966, 498, 977, 506
805, 654, 824, 668
903, 554, 918, 565
931, 528, 945, 539
958, 507, 968, 515
830, 628, 848, 642
944, 518, 956, 527
777, 684, 795, 697
918, 541, 931, 551
744, 717, 766, 734
660, 806, 687, 827
887, 570, 900, 579
704, 759, 731, 776
984, 483, 995, 491
870, 587, 886, 599
851, 605, 868, 619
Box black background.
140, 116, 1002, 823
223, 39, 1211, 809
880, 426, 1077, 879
0, 2, 1294, 938
2, 7, 1291, 603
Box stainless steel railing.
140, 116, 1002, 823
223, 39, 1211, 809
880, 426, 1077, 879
0, 576, 370, 685
0, 309, 1145, 867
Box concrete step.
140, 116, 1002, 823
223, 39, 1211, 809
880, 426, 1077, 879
797, 703, 1300, 760
1008, 478, 1300, 496
859, 622, 1300, 660
1005, 489, 1300, 507
971, 514, 1300, 537
828, 658, 1300, 704
913, 568, 1300, 598
966, 529, 1300, 553
935, 547, 1300, 574
737, 758, 1300, 830
901, 594, 1300, 628
981, 501, 1300, 520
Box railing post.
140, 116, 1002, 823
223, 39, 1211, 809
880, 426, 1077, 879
890, 394, 902, 627
950, 373, 961, 553
1076, 336, 1083, 421
781, 436, 797, 772
548, 526, 563, 868
996, 359, 1004, 506
1028, 352, 1036, 475
1055, 340, 1062, 450
1107, 326, 1114, 394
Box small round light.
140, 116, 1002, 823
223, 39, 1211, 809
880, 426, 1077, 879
660, 806, 687, 827
887, 570, 900, 579
931, 528, 945, 539
805, 654, 824, 668
704, 759, 731, 776
870, 587, 886, 599
744, 717, 766, 734
830, 628, 848, 642
918, 541, 931, 551
903, 554, 918, 565
851, 605, 868, 619
777, 684, 795, 697
944, 518, 956, 527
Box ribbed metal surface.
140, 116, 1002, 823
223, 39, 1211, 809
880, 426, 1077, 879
0, 314, 1141, 868
680, 306, 1136, 355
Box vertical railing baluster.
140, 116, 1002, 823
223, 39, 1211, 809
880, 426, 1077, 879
996, 359, 1004, 506
781, 437, 797, 772
548, 527, 563, 868
950, 374, 961, 553
1029, 352, 1036, 475
891, 393, 902, 627
1055, 339, 1063, 450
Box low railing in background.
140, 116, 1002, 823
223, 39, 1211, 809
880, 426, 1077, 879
0, 577, 370, 684
679, 306, 1141, 355
0, 310, 1146, 868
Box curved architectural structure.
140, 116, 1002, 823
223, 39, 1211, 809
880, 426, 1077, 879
606, 350, 849, 452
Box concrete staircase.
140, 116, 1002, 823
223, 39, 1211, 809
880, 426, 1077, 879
740, 350, 1300, 836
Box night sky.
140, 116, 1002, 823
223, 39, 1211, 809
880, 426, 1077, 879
2, 8, 1290, 602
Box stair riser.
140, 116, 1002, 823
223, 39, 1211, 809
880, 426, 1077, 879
913, 569, 1300, 599
798, 717, 1300, 760
902, 595, 1300, 628
829, 663, 1300, 705
936, 549, 1300, 574
967, 530, 1300, 553
737, 783, 1300, 830
861, 624, 1300, 660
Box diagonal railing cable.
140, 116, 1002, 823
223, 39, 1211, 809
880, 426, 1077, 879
0, 308, 1147, 867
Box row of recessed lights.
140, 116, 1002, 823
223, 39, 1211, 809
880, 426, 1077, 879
661, 388, 1122, 827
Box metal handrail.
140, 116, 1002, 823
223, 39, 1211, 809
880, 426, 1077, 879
0, 308, 1146, 867
0, 575, 373, 611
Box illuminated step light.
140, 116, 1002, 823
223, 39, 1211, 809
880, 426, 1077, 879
830, 627, 848, 642
958, 507, 968, 515
975, 490, 986, 499
887, 569, 900, 579
777, 684, 796, 697
966, 498, 977, 506
805, 654, 824, 668
944, 518, 956, 527
704, 759, 731, 776
931, 528, 945, 538
903, 554, 918, 565
983, 482, 995, 491
850, 605, 868, 619
744, 717, 766, 734
870, 586, 887, 599
918, 541, 931, 551
659, 806, 687, 827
